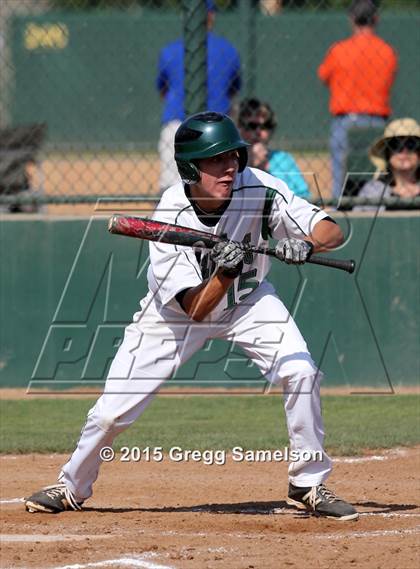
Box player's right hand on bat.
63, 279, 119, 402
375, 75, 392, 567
210, 241, 244, 278
275, 238, 313, 264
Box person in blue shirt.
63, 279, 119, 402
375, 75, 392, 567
238, 98, 311, 200
156, 0, 241, 192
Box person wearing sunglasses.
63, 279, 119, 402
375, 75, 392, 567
238, 98, 311, 200
356, 118, 420, 210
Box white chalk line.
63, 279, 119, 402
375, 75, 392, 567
335, 456, 389, 463
271, 508, 420, 518
315, 527, 420, 540
0, 497, 24, 504
333, 448, 410, 463
360, 512, 420, 518
3, 520, 420, 546
42, 554, 174, 569
1, 534, 113, 543
130, 526, 420, 542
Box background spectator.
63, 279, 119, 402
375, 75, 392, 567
356, 118, 420, 210
156, 0, 241, 193
318, 0, 398, 200
238, 97, 311, 199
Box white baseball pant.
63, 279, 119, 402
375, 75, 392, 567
60, 281, 332, 502
158, 119, 182, 193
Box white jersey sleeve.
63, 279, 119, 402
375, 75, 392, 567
260, 174, 328, 241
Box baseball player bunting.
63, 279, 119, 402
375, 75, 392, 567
108, 215, 355, 273
25, 112, 358, 521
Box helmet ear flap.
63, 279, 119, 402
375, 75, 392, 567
176, 160, 201, 184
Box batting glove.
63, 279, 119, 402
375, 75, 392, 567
275, 238, 313, 264
210, 241, 244, 278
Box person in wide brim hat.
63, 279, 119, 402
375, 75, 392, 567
355, 118, 420, 210
369, 117, 420, 172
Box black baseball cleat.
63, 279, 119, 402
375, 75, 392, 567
25, 483, 83, 514
287, 483, 359, 521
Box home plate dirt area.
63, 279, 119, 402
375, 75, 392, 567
1, 448, 419, 569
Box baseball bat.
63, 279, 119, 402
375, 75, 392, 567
108, 214, 355, 274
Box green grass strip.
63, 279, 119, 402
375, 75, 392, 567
1, 395, 419, 456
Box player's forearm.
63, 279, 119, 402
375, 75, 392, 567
181, 272, 234, 321
307, 219, 344, 253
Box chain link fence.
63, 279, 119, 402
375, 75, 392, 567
0, 0, 419, 213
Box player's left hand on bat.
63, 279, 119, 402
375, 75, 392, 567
275, 238, 313, 264
210, 241, 244, 278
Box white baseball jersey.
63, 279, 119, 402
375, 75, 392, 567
146, 166, 328, 319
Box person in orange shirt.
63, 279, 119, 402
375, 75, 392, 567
318, 0, 398, 199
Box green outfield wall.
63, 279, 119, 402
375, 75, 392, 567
0, 214, 419, 390
9, 10, 420, 149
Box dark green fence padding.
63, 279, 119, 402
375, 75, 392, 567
1, 214, 418, 389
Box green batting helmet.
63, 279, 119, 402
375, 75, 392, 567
174, 112, 249, 184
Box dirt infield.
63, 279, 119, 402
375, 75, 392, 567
1, 447, 419, 569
